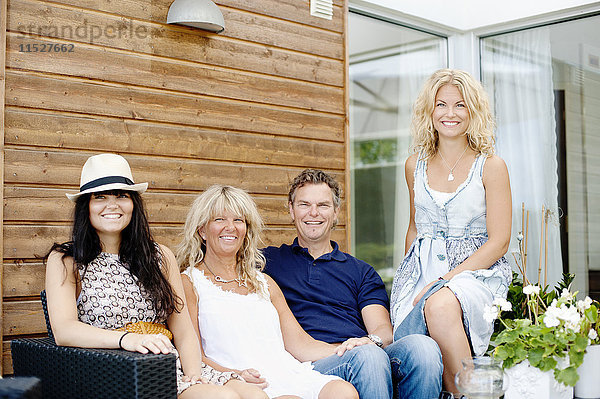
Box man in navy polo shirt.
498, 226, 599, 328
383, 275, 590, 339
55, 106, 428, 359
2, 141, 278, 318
263, 169, 442, 399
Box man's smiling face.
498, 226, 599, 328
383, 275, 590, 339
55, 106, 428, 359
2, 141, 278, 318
289, 183, 339, 248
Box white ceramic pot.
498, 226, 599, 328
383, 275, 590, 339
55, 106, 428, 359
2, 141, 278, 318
575, 344, 600, 399
504, 359, 573, 399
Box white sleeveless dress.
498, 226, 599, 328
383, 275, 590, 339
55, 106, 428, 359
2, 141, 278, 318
390, 154, 511, 355
182, 267, 339, 399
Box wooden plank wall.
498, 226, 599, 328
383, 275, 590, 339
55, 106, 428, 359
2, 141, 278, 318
1, 0, 8, 377
1, 0, 349, 374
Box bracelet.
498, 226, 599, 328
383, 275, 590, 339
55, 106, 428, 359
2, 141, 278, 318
118, 332, 131, 349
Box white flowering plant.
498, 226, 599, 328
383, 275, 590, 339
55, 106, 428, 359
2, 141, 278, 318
486, 273, 600, 387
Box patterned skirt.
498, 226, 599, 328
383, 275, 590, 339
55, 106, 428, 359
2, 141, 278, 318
390, 236, 511, 355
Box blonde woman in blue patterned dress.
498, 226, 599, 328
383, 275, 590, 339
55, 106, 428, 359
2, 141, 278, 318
45, 153, 267, 399
390, 69, 512, 396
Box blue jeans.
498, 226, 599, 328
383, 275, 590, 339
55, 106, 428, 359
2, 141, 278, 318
312, 344, 392, 399
386, 334, 443, 399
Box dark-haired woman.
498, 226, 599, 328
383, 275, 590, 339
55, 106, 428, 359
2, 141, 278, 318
46, 153, 267, 399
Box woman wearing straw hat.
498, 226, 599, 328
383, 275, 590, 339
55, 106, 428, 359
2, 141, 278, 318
45, 153, 267, 399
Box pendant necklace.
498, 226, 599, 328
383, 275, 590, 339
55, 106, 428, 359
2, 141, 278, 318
203, 261, 247, 288
438, 146, 468, 181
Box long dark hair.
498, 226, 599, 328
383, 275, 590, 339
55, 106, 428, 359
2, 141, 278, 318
47, 190, 180, 319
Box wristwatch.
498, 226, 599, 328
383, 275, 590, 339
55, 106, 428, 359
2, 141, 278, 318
366, 334, 384, 348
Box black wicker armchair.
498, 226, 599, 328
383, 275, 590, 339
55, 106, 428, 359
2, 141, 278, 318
11, 291, 177, 399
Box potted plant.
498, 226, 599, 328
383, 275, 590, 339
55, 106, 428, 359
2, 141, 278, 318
484, 273, 599, 399
574, 296, 600, 399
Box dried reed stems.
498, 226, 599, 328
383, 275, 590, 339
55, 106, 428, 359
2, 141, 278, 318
515, 203, 550, 288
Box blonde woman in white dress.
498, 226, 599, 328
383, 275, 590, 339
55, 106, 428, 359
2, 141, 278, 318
177, 185, 358, 399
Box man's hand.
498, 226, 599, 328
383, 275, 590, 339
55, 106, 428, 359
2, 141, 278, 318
334, 336, 373, 356
239, 368, 269, 389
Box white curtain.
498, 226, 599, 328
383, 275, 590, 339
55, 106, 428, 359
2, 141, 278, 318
482, 27, 565, 289
392, 41, 447, 268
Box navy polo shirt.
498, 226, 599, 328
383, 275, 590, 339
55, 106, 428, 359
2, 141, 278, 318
263, 238, 389, 344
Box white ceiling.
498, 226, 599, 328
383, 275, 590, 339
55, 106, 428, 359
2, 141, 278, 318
363, 0, 600, 31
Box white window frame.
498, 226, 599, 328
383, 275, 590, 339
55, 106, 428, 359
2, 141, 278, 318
351, 1, 600, 79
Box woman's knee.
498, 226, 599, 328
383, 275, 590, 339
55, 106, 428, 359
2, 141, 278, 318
319, 380, 358, 399
225, 380, 268, 399
424, 288, 462, 321
244, 389, 268, 399
220, 391, 242, 399
250, 390, 269, 399
241, 384, 268, 399
179, 384, 241, 399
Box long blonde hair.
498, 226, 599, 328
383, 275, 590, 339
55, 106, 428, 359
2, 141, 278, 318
411, 68, 496, 158
176, 185, 266, 295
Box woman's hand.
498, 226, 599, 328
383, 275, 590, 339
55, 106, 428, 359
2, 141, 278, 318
121, 332, 174, 354
334, 336, 372, 356
181, 374, 208, 384
239, 368, 268, 389
412, 280, 439, 306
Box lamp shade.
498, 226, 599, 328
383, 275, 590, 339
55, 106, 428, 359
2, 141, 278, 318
167, 0, 225, 33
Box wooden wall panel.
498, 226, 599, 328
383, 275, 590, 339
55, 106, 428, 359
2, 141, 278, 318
217, 7, 343, 59
31, 0, 344, 58
0, 0, 7, 374
7, 35, 344, 114
2, 262, 45, 298
44, 0, 345, 34
3, 342, 13, 375
2, 0, 348, 375
4, 149, 345, 194
3, 300, 45, 336
6, 72, 344, 141
4, 109, 345, 169
216, 0, 344, 32
9, 0, 344, 86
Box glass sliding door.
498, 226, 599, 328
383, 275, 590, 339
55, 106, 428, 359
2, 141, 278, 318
348, 11, 447, 287
481, 14, 600, 297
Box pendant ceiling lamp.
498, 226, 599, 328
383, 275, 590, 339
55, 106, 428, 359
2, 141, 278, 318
167, 0, 225, 33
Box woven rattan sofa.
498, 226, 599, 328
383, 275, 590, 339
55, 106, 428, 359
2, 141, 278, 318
11, 291, 177, 399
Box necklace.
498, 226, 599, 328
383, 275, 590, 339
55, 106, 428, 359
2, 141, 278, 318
203, 260, 247, 288
438, 146, 468, 181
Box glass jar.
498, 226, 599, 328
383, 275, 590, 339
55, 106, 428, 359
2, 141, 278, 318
454, 356, 507, 399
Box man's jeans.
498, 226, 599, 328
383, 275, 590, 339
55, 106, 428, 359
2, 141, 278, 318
386, 334, 442, 399
312, 335, 442, 399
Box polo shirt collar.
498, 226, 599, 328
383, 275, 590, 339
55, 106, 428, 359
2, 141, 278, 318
291, 237, 347, 262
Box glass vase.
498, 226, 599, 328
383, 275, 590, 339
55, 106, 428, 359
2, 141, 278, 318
455, 356, 507, 399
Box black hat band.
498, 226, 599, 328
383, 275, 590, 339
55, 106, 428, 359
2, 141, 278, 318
79, 176, 135, 192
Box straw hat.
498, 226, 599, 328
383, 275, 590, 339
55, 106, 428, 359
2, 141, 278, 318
66, 153, 148, 201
